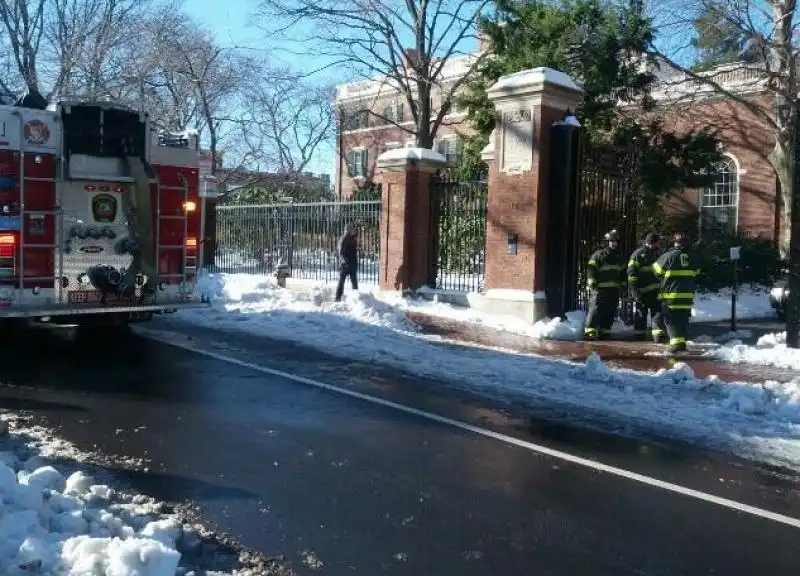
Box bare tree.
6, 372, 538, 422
238, 73, 334, 175
0, 0, 47, 93
648, 0, 800, 344
258, 0, 491, 148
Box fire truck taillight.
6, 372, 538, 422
185, 237, 198, 249
0, 234, 15, 282
183, 201, 197, 212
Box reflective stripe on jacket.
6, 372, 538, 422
586, 247, 623, 291
653, 248, 701, 309
627, 246, 661, 295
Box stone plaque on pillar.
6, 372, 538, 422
501, 108, 534, 173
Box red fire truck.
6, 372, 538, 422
0, 97, 210, 327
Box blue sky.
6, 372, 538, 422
185, 0, 338, 175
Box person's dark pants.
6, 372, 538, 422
633, 292, 664, 341
662, 303, 691, 352
335, 264, 358, 301
584, 289, 618, 340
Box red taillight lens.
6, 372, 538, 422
185, 237, 197, 250
0, 245, 13, 257
0, 234, 15, 245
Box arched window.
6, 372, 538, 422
701, 155, 739, 236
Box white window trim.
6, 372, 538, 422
700, 153, 740, 235
348, 147, 368, 179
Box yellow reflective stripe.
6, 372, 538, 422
599, 264, 622, 271
628, 276, 638, 282
596, 281, 620, 288
667, 305, 693, 310
628, 260, 639, 268
652, 329, 664, 335
640, 283, 660, 293
587, 279, 596, 285
585, 327, 597, 334
652, 262, 663, 275
662, 269, 697, 278
588, 259, 597, 266
670, 337, 686, 345
659, 292, 694, 299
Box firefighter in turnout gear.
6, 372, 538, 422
584, 230, 624, 340
653, 232, 701, 353
627, 232, 665, 342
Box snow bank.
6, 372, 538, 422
714, 331, 800, 372
180, 273, 800, 469
691, 287, 775, 322
0, 414, 221, 576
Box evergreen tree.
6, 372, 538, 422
458, 0, 722, 223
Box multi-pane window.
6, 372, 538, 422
346, 149, 367, 177
343, 110, 369, 131
436, 137, 462, 166
701, 155, 739, 236
381, 102, 404, 124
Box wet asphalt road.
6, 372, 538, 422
0, 321, 799, 575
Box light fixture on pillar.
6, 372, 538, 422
552, 109, 581, 128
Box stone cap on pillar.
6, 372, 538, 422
376, 147, 448, 173
487, 67, 583, 108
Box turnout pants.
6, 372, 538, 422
662, 303, 691, 352
633, 292, 665, 341
584, 289, 618, 339
335, 264, 358, 301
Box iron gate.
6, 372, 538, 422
213, 200, 381, 284
429, 173, 488, 292
546, 125, 638, 317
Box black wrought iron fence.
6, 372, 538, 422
429, 174, 488, 292
213, 200, 381, 284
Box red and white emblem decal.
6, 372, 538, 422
23, 119, 50, 146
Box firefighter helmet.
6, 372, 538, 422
605, 229, 620, 242
645, 232, 660, 245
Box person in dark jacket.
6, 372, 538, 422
627, 232, 665, 342
652, 232, 701, 353
335, 224, 359, 302
584, 229, 624, 340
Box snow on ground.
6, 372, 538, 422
0, 413, 234, 576
169, 273, 800, 470
714, 331, 800, 372
691, 286, 776, 322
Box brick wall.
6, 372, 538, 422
657, 92, 780, 240
484, 104, 564, 292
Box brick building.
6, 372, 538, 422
333, 53, 480, 198
334, 56, 781, 240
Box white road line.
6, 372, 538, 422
146, 332, 800, 530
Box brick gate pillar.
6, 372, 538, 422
376, 148, 448, 292
482, 67, 583, 321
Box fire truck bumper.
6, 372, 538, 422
0, 294, 209, 318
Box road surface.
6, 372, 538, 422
0, 319, 798, 575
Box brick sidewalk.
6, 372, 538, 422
406, 311, 796, 384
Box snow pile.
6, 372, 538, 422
198, 272, 419, 337
168, 273, 800, 469
0, 415, 232, 576
713, 331, 800, 371
691, 287, 775, 322
531, 311, 586, 340
0, 460, 181, 575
